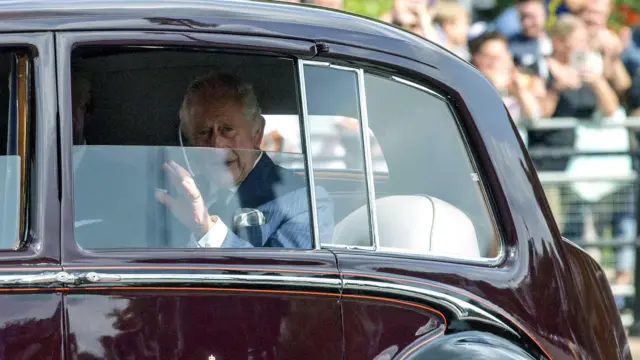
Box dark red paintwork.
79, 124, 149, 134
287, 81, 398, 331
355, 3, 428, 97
65, 290, 343, 360
0, 1, 628, 359
0, 294, 63, 360
341, 298, 446, 360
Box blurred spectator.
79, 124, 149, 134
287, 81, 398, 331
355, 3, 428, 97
381, 0, 442, 42
620, 26, 640, 78
432, 1, 470, 60
529, 14, 619, 171
508, 0, 552, 80
629, 68, 640, 116
308, 0, 343, 9
470, 31, 543, 131
530, 14, 634, 286
494, 0, 586, 38
579, 0, 631, 96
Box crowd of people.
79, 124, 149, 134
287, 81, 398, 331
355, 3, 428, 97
283, 0, 640, 147
281, 0, 640, 286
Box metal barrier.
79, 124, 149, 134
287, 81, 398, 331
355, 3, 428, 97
523, 116, 640, 331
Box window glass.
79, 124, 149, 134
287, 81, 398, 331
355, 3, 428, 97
71, 49, 326, 250
363, 73, 499, 258
0, 51, 30, 249
302, 65, 374, 247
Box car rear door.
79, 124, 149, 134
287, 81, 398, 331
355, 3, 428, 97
56, 31, 343, 360
0, 33, 63, 359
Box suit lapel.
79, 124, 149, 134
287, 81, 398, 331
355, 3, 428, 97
233, 153, 277, 210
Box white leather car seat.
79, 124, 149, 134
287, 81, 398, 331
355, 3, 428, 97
332, 195, 481, 258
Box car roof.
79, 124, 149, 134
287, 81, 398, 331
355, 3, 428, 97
0, 0, 461, 68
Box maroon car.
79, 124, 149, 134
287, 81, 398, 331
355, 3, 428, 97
0, 0, 628, 359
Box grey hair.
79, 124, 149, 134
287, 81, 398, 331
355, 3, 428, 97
179, 72, 262, 134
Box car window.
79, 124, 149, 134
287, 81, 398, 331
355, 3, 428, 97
361, 73, 500, 259
70, 48, 331, 250
0, 51, 31, 250
301, 64, 376, 248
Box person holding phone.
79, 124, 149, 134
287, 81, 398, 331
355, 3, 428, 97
579, 0, 631, 96
530, 13, 618, 170
540, 14, 618, 125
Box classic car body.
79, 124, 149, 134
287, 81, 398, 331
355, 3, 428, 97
0, 0, 629, 359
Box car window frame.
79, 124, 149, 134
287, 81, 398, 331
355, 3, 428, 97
299, 60, 379, 251
0, 33, 60, 265
305, 59, 505, 265
57, 30, 330, 262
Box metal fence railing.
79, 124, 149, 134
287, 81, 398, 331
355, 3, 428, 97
523, 116, 640, 331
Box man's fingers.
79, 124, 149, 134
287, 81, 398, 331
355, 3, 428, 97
170, 161, 192, 178
162, 161, 202, 200
155, 190, 179, 213
163, 162, 183, 191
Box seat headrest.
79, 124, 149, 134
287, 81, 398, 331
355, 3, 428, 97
332, 195, 480, 258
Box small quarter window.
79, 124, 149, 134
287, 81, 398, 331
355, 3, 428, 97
0, 50, 32, 250
362, 73, 499, 258
302, 64, 376, 248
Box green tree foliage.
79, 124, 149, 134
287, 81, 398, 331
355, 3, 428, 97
344, 0, 394, 18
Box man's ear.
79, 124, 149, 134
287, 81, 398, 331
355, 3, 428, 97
252, 115, 266, 149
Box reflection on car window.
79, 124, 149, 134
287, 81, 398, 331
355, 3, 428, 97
261, 114, 388, 173
71, 49, 333, 250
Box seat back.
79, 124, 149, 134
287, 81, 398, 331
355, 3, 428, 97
332, 195, 480, 258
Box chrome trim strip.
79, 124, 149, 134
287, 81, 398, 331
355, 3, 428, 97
343, 279, 517, 337
297, 60, 321, 249
74, 272, 341, 288
0, 271, 72, 285
391, 76, 447, 101
321, 243, 376, 251
61, 271, 514, 336
302, 60, 331, 67
355, 68, 380, 251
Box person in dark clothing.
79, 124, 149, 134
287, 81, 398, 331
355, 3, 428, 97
530, 13, 619, 172
508, 0, 553, 80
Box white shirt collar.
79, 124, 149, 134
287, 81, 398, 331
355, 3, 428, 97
229, 151, 263, 194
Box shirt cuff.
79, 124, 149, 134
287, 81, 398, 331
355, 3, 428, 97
190, 219, 229, 248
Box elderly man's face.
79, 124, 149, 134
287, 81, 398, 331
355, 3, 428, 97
186, 100, 264, 186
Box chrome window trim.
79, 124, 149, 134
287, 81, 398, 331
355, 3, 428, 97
321, 243, 375, 251
343, 278, 516, 336
74, 272, 342, 288
356, 68, 380, 251
297, 60, 321, 249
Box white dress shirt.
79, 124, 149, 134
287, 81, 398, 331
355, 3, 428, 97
192, 152, 263, 247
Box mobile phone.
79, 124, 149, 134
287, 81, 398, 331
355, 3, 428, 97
570, 50, 603, 75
